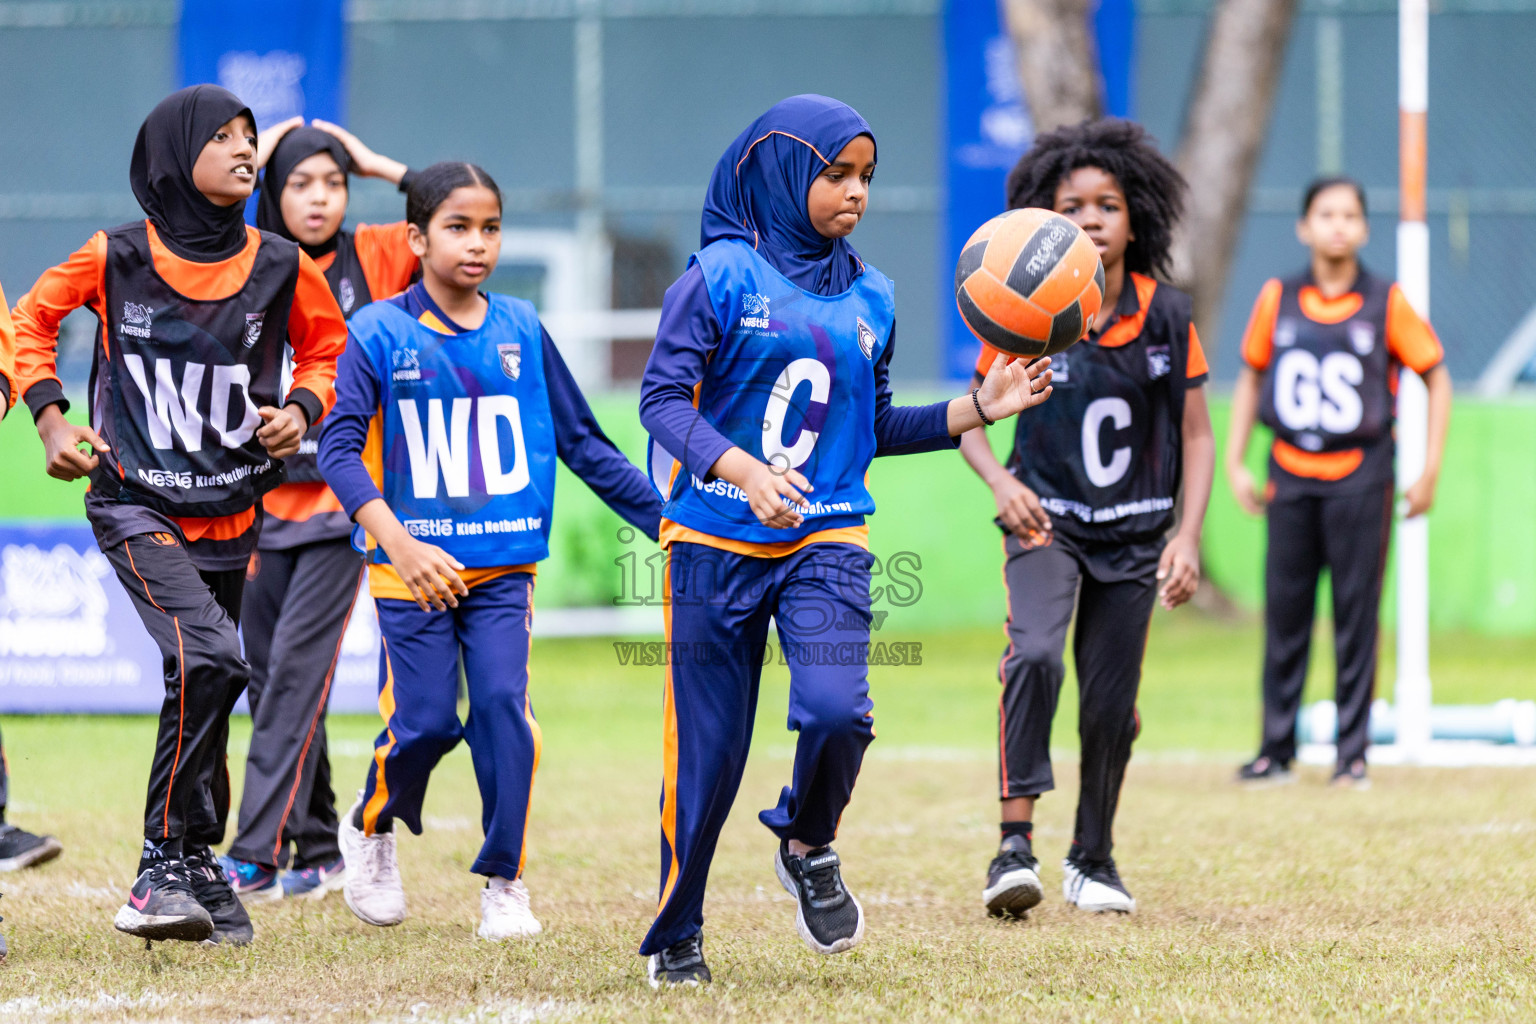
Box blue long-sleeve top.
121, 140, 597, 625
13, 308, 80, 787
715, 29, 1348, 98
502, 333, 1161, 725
320, 283, 662, 542
638, 264, 957, 486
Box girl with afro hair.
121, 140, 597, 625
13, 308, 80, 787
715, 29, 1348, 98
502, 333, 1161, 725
959, 119, 1215, 919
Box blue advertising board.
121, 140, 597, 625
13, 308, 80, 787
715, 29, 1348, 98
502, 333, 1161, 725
178, 0, 347, 131
0, 524, 383, 715
943, 1, 1035, 380
942, 0, 1137, 380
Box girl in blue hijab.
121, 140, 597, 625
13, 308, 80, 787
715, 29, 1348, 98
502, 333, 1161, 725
637, 94, 1053, 986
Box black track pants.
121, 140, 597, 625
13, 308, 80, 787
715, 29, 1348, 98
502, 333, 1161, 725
104, 533, 248, 852
996, 532, 1157, 864
228, 539, 363, 869
1258, 485, 1393, 768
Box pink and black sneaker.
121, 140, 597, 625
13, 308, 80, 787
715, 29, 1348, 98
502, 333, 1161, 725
113, 860, 213, 942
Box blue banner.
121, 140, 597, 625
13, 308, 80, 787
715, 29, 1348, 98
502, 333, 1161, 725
178, 0, 347, 131
942, 0, 1137, 380
0, 524, 382, 715
943, 2, 1034, 380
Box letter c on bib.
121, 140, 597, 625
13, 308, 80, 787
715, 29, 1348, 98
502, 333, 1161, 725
762, 357, 831, 471
1082, 397, 1133, 488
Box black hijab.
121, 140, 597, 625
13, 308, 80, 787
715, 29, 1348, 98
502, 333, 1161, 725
129, 85, 254, 262
255, 126, 352, 260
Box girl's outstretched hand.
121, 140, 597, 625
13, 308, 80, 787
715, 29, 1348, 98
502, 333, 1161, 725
255, 116, 303, 171
978, 353, 1053, 423
311, 120, 408, 185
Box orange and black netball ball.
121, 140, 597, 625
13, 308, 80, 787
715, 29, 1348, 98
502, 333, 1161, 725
954, 208, 1105, 358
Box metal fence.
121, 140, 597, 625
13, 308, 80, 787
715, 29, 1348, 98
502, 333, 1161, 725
1, 0, 1532, 388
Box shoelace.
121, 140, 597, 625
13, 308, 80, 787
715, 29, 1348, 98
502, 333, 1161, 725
1076, 858, 1124, 890
801, 859, 844, 905
142, 858, 192, 892
995, 847, 1037, 872
487, 881, 530, 910
662, 936, 704, 970
362, 829, 398, 881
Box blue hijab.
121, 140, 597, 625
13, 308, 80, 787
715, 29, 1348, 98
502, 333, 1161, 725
701, 95, 875, 297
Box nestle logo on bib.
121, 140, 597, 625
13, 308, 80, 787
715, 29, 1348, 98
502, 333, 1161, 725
740, 293, 771, 330
243, 313, 265, 349
122, 302, 153, 339
392, 348, 422, 382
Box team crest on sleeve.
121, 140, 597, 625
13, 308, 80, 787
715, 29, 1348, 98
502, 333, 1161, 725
1146, 344, 1171, 380
856, 317, 876, 359
121, 301, 154, 339
339, 278, 356, 314
1051, 351, 1069, 384
1349, 321, 1376, 355
739, 293, 771, 329
498, 343, 522, 380
243, 313, 265, 349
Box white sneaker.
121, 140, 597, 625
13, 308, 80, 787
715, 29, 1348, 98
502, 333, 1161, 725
477, 876, 542, 941
339, 792, 406, 926
1062, 857, 1136, 914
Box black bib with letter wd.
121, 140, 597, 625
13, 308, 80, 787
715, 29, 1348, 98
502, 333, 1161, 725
91, 221, 299, 516
1006, 280, 1192, 545
279, 229, 372, 484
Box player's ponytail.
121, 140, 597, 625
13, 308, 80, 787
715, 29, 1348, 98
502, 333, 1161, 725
406, 161, 503, 230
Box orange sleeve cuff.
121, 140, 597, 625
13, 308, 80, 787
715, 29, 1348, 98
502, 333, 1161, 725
353, 221, 418, 300
286, 253, 347, 418
1240, 279, 1283, 371
1385, 284, 1445, 375
1187, 323, 1210, 379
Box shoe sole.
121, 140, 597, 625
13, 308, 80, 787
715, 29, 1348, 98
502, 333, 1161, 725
1062, 879, 1136, 914
0, 837, 64, 872
984, 868, 1044, 918
477, 923, 543, 941
774, 850, 865, 955
646, 954, 707, 989
1236, 775, 1296, 788
233, 882, 284, 906
113, 905, 215, 942
286, 868, 348, 902
203, 926, 254, 947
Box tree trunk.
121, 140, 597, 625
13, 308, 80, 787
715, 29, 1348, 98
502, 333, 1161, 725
1172, 0, 1300, 360
1003, 0, 1102, 134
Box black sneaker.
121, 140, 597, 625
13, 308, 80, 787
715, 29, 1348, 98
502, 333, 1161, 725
184, 846, 253, 946
1331, 759, 1371, 790
0, 824, 64, 872
1062, 855, 1136, 913
113, 860, 214, 941
774, 841, 864, 955
1235, 756, 1295, 786
646, 934, 711, 988
983, 834, 1043, 918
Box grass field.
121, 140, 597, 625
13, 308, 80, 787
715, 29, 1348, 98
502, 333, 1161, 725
1, 616, 1533, 1022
